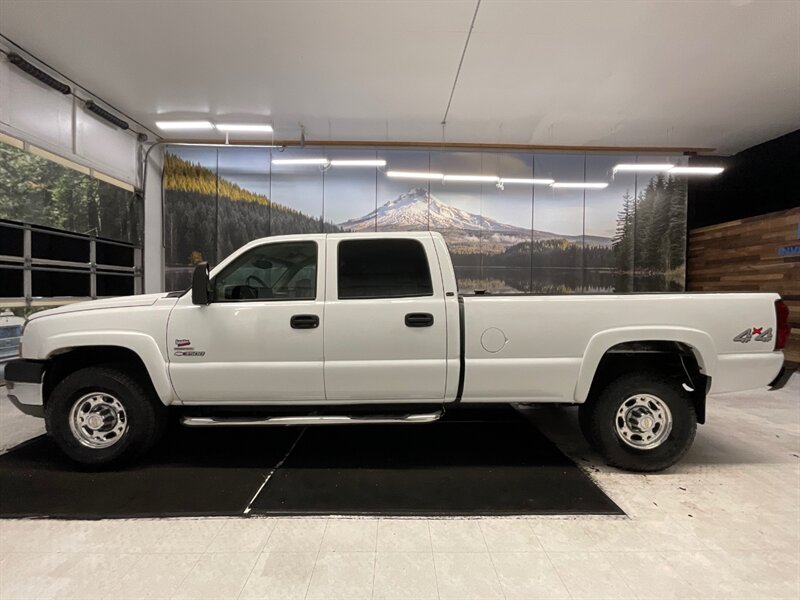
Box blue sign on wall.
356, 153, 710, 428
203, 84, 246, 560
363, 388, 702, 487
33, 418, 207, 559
778, 224, 800, 257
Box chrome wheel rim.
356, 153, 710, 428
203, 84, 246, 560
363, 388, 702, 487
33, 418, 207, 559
68, 392, 128, 449
615, 394, 672, 450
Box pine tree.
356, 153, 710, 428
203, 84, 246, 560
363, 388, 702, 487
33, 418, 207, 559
613, 190, 635, 272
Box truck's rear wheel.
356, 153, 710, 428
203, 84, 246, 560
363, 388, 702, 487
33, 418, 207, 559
45, 366, 166, 467
580, 372, 697, 472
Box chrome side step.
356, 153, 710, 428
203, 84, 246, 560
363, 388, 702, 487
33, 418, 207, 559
181, 411, 443, 427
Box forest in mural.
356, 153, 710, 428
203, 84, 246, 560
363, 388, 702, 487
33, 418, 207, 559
613, 177, 687, 287
164, 153, 331, 266
0, 141, 142, 244
163, 146, 688, 293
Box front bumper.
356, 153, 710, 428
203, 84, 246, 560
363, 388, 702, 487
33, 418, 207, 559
769, 363, 795, 391
4, 359, 46, 418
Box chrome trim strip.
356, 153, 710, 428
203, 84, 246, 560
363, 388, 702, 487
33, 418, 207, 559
181, 412, 443, 427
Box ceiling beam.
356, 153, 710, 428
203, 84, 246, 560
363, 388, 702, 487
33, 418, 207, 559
161, 138, 716, 154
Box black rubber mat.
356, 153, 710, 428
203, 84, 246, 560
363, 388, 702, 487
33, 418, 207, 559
0, 427, 299, 519
0, 406, 622, 518
248, 407, 622, 516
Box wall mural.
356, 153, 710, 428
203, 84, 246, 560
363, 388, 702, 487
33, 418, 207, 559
164, 146, 688, 294
0, 140, 142, 245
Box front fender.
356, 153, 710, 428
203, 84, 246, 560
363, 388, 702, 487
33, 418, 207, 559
42, 331, 175, 405
573, 326, 718, 403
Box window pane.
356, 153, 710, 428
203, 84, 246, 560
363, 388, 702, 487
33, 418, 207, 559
338, 239, 432, 299
214, 241, 317, 302
0, 223, 23, 257
0, 267, 24, 297
96, 241, 134, 268
31, 230, 89, 263
32, 269, 90, 297
96, 272, 135, 297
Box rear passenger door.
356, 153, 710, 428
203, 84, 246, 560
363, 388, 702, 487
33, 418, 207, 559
323, 236, 448, 403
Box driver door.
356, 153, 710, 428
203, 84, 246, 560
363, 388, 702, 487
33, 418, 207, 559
167, 238, 326, 404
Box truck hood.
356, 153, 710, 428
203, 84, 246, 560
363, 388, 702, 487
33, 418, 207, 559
27, 293, 175, 320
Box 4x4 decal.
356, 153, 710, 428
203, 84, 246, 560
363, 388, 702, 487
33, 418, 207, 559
733, 327, 773, 343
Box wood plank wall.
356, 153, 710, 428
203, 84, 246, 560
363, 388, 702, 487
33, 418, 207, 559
687, 207, 800, 365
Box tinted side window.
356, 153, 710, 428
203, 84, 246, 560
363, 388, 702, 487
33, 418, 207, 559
338, 239, 433, 299
214, 241, 317, 302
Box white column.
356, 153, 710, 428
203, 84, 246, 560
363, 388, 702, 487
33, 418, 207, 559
143, 145, 164, 293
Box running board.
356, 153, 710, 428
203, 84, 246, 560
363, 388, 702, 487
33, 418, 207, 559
180, 411, 443, 427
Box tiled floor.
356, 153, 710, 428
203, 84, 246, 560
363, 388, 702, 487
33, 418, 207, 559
0, 375, 798, 599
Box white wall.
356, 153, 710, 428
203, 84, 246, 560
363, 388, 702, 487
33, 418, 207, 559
0, 58, 140, 187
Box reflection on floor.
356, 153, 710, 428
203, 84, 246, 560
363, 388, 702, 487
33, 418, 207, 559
0, 375, 798, 599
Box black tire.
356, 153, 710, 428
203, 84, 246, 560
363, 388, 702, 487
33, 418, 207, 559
44, 366, 167, 467
583, 372, 697, 472
578, 401, 597, 448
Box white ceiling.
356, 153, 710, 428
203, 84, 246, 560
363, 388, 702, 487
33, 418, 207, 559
1, 0, 799, 154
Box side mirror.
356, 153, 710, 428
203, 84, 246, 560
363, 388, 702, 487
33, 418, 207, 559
191, 262, 210, 305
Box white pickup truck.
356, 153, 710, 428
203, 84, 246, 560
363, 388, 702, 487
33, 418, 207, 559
5, 232, 792, 471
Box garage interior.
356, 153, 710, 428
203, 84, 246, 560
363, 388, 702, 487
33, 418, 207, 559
0, 1, 799, 598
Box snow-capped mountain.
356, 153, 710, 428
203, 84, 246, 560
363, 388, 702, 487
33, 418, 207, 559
338, 187, 611, 247
340, 187, 526, 234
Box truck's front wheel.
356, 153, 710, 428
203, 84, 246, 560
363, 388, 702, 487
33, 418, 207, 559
45, 366, 166, 467
580, 372, 697, 472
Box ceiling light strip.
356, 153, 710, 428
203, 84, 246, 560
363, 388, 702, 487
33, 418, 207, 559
443, 174, 499, 183
552, 182, 609, 189
329, 159, 387, 167
500, 178, 555, 185
216, 124, 274, 133
387, 171, 444, 180
613, 164, 674, 173
156, 120, 214, 131
272, 158, 329, 165
669, 166, 724, 175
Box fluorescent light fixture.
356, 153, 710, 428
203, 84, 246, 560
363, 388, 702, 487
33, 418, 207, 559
386, 171, 444, 179
669, 166, 724, 175
443, 174, 500, 183
329, 159, 387, 167
499, 178, 555, 185
215, 123, 274, 133
552, 182, 609, 189
155, 120, 214, 131
613, 163, 674, 173
272, 158, 329, 165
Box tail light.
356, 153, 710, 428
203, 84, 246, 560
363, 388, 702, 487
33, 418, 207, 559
775, 299, 790, 350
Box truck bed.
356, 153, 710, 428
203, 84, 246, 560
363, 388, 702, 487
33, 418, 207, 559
461, 292, 784, 402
